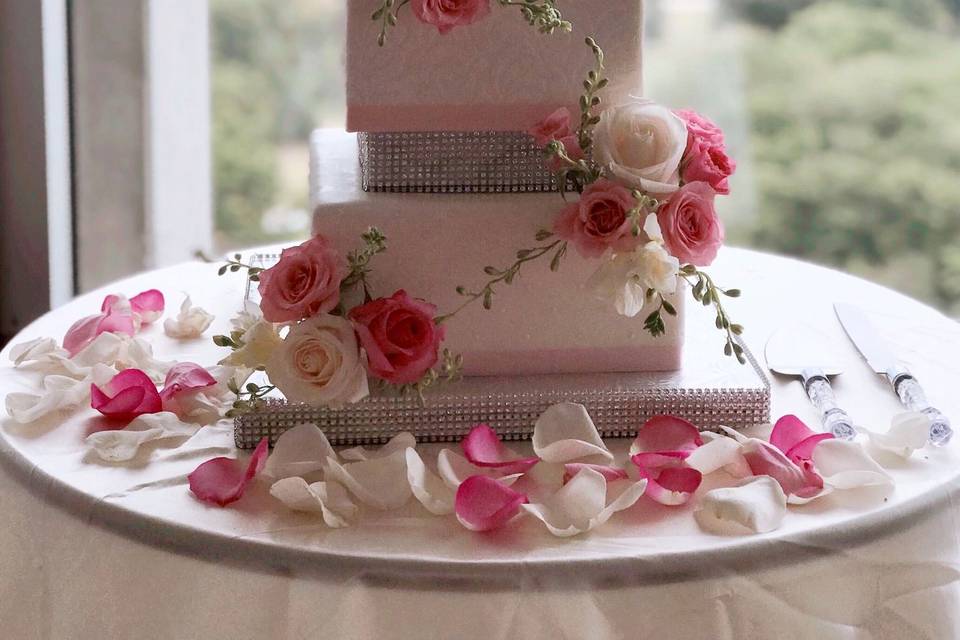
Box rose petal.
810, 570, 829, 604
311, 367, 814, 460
406, 448, 455, 515
685, 435, 749, 476
341, 431, 417, 461
740, 439, 823, 498
631, 452, 702, 506
859, 412, 930, 459
9, 337, 64, 367
263, 423, 336, 480
5, 364, 116, 423
91, 369, 163, 418
324, 449, 412, 510
188, 437, 268, 506
436, 449, 523, 489
811, 439, 893, 490
269, 477, 357, 527
454, 475, 528, 532
163, 295, 215, 339
563, 463, 629, 484
770, 414, 833, 463
522, 468, 647, 537
62, 315, 105, 357
159, 362, 218, 402
129, 289, 165, 323
85, 411, 197, 462
630, 415, 703, 456
462, 424, 539, 474
695, 476, 788, 535
532, 403, 613, 463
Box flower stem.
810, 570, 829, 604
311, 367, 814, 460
680, 265, 745, 363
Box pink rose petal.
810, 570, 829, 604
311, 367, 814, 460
630, 415, 704, 457
462, 424, 539, 474
188, 438, 268, 507
631, 452, 703, 506
130, 289, 165, 323
63, 315, 104, 356
90, 368, 162, 418
159, 362, 217, 401
770, 414, 833, 464
98, 308, 137, 336
563, 463, 629, 484
741, 439, 823, 499
454, 475, 528, 532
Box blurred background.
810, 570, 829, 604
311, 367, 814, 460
208, 0, 960, 315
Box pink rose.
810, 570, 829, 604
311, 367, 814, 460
681, 139, 735, 195
657, 181, 725, 267
554, 179, 643, 258
411, 0, 491, 34
675, 109, 725, 148
528, 107, 584, 172
257, 235, 347, 323
349, 290, 446, 385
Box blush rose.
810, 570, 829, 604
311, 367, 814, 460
411, 0, 491, 34
528, 107, 584, 171
656, 181, 725, 267
682, 140, 735, 195
554, 178, 643, 258
257, 235, 347, 323
349, 290, 446, 385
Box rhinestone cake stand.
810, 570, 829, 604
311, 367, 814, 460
235, 256, 769, 448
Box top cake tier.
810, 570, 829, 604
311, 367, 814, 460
346, 0, 644, 132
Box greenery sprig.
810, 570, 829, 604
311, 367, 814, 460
498, 0, 572, 34
437, 230, 567, 323
372, 0, 411, 47
642, 291, 678, 338
224, 380, 276, 418
340, 227, 388, 305
218, 254, 263, 281
680, 265, 745, 363
628, 191, 660, 237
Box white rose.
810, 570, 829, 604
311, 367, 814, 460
164, 295, 215, 339
266, 314, 369, 407
586, 241, 680, 318
593, 100, 688, 195
219, 319, 282, 369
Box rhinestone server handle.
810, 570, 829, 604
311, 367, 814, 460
801, 368, 856, 440
887, 368, 953, 446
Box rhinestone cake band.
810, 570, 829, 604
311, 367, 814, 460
357, 131, 557, 193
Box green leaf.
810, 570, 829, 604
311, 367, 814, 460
217, 265, 228, 276
725, 288, 741, 298
482, 289, 493, 310
483, 266, 500, 276
662, 300, 677, 316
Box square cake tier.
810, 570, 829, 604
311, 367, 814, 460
346, 0, 644, 132
310, 129, 683, 376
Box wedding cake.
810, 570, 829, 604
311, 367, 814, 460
309, 1, 708, 378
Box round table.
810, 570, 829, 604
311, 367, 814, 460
2, 248, 959, 640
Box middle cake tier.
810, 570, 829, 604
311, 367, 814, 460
310, 129, 684, 377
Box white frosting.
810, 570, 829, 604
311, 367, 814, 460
310, 130, 683, 377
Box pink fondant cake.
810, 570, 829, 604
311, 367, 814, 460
309, 130, 684, 377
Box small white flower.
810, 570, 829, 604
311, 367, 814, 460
587, 241, 680, 317
163, 295, 215, 339
219, 319, 282, 369
593, 99, 688, 195
230, 301, 263, 335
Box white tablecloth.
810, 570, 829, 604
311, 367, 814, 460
2, 248, 959, 639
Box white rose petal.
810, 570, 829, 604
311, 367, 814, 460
686, 434, 750, 477
341, 432, 417, 462
436, 449, 523, 489
9, 337, 67, 368
405, 448, 455, 515
324, 449, 411, 510
263, 423, 336, 480
532, 403, 613, 463
593, 99, 687, 194
812, 439, 893, 490
5, 363, 117, 424
695, 476, 788, 535
859, 412, 930, 459
265, 314, 369, 407
270, 477, 357, 528
163, 295, 215, 339
86, 411, 198, 462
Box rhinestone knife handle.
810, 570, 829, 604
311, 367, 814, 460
887, 367, 953, 446
801, 368, 856, 440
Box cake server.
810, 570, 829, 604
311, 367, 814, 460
765, 324, 856, 440
834, 303, 953, 446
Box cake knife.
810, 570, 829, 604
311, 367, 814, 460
834, 303, 953, 446
765, 324, 856, 440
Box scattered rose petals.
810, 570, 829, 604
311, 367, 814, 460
812, 439, 893, 490
455, 475, 528, 532
630, 415, 703, 457
129, 289, 165, 324
263, 423, 336, 480
770, 414, 834, 464
860, 412, 930, 459
532, 403, 613, 463
523, 468, 648, 537
159, 362, 217, 402
462, 424, 539, 474
163, 295, 215, 339
5, 364, 117, 424
631, 452, 703, 506
91, 368, 163, 419
563, 463, 629, 484
685, 435, 749, 477
63, 310, 135, 357
436, 449, 523, 489
270, 477, 357, 527
406, 448, 455, 515
85, 411, 197, 462
695, 476, 788, 535
324, 449, 412, 510
188, 437, 268, 507
740, 439, 823, 499
341, 432, 417, 461
9, 337, 66, 367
